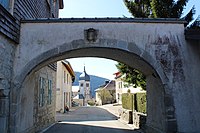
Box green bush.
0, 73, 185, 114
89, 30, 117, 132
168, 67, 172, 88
87, 100, 96, 106
136, 93, 146, 113
98, 89, 112, 105
122, 93, 133, 110
122, 92, 146, 114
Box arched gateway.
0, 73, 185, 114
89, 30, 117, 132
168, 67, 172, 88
11, 18, 195, 133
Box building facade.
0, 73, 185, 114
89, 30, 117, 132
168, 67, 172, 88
95, 80, 116, 105
114, 72, 145, 104
56, 60, 75, 113
11, 64, 57, 133
0, 0, 63, 132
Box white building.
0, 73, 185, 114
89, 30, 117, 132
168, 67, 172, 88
72, 86, 79, 98
56, 60, 75, 113
114, 72, 145, 104
95, 80, 116, 105
95, 87, 103, 106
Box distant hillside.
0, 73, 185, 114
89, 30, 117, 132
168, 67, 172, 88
73, 72, 109, 97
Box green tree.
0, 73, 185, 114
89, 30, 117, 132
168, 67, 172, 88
116, 63, 146, 90
124, 0, 195, 25
124, 0, 151, 17
189, 16, 200, 29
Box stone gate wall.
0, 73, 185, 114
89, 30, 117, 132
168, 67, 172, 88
16, 66, 56, 133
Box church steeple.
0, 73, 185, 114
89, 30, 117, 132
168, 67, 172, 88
79, 65, 90, 81
84, 65, 86, 72
78, 64, 91, 106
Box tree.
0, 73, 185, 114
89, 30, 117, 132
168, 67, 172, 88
124, 0, 151, 17
189, 16, 200, 29
98, 89, 113, 105
124, 0, 195, 21
117, 0, 195, 90
116, 63, 146, 90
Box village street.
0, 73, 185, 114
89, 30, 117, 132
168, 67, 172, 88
43, 104, 142, 133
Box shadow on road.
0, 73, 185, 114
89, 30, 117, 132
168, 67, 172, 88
45, 122, 141, 133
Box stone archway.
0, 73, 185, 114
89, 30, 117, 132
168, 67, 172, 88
11, 39, 177, 133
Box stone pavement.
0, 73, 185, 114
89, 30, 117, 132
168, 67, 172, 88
43, 105, 142, 133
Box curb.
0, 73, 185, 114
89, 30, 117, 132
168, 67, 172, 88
39, 122, 56, 133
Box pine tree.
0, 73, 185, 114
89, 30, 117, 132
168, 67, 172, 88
124, 0, 151, 17
124, 0, 195, 20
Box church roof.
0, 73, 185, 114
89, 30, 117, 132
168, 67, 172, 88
79, 66, 90, 81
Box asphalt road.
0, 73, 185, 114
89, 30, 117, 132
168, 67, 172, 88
44, 106, 141, 133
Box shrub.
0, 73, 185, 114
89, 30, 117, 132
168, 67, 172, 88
122, 93, 133, 110
87, 100, 95, 106
98, 89, 112, 105
122, 92, 146, 114
136, 93, 146, 113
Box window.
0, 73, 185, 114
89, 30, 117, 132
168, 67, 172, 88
80, 83, 83, 87
47, 80, 52, 104
67, 74, 68, 84
0, 0, 9, 10
39, 77, 45, 107
64, 71, 66, 83
86, 83, 89, 87
118, 82, 123, 89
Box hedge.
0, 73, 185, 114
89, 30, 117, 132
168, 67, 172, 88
136, 93, 146, 113
122, 93, 133, 110
122, 92, 146, 114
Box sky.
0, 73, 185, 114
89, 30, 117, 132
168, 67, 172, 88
59, 0, 200, 80
67, 57, 118, 80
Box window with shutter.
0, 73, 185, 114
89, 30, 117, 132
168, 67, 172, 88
47, 80, 52, 104
39, 77, 45, 107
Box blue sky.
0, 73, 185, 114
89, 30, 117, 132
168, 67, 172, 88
67, 57, 118, 80
59, 0, 132, 18
59, 0, 199, 18
59, 0, 200, 79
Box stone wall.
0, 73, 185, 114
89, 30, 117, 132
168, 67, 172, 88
0, 0, 62, 132
0, 33, 16, 133
34, 66, 56, 132
119, 109, 132, 124
10, 17, 200, 132
16, 66, 56, 133
16, 20, 182, 132
175, 39, 200, 132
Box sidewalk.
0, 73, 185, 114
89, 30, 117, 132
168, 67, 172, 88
69, 106, 80, 111
98, 104, 142, 131
98, 104, 122, 117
